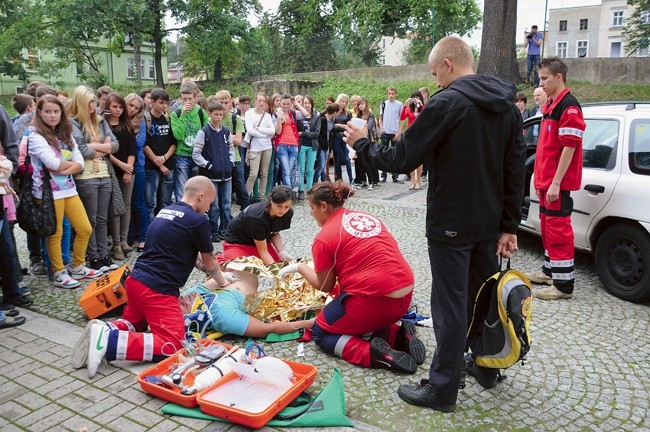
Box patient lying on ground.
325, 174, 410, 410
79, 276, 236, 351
181, 269, 315, 338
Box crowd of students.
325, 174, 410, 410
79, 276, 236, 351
0, 79, 431, 326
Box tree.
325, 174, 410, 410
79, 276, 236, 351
171, 0, 259, 81
274, 0, 338, 73
477, 0, 520, 84
624, 0, 650, 56
325, 0, 481, 67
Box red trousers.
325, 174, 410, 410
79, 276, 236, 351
221, 241, 281, 263
539, 190, 575, 292
312, 291, 412, 367
105, 276, 185, 362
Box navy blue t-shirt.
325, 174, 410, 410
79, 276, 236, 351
131, 201, 213, 296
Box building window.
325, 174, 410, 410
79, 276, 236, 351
127, 58, 146, 79
579, 18, 588, 30
641, 10, 650, 25
577, 41, 588, 57
610, 42, 622, 57
148, 60, 155, 79
559, 20, 567, 31
612, 11, 624, 27
639, 44, 649, 57
127, 58, 134, 79
557, 41, 568, 58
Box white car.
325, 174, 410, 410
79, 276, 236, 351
520, 102, 650, 302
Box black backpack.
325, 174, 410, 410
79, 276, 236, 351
466, 259, 533, 369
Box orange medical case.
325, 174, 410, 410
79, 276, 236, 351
196, 360, 318, 429
79, 265, 130, 319
137, 340, 232, 408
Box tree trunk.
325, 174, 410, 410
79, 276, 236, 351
151, 0, 165, 87
477, 0, 521, 84
213, 56, 223, 82
133, 32, 142, 88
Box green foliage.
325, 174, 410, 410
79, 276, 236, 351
171, 0, 259, 81
623, 0, 650, 56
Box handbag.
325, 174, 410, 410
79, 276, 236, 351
16, 145, 57, 237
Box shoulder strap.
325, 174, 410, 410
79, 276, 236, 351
231, 112, 237, 131
174, 107, 182, 119
199, 108, 206, 126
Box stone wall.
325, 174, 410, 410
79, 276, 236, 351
231, 58, 650, 87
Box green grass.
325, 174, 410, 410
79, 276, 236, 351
2, 77, 649, 118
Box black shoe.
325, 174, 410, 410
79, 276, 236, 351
397, 380, 456, 412
0, 315, 26, 328
89, 259, 104, 272
5, 309, 19, 318
370, 337, 417, 374
13, 295, 33, 307
465, 357, 497, 389
211, 234, 221, 243
101, 257, 119, 272
396, 321, 426, 365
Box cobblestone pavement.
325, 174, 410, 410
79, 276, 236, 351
1, 178, 649, 432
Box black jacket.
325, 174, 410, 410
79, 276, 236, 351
353, 74, 526, 242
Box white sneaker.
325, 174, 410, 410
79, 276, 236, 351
87, 323, 109, 378
70, 265, 103, 281
53, 270, 81, 289
71, 319, 105, 369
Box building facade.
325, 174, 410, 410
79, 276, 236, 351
545, 0, 650, 58
0, 38, 167, 95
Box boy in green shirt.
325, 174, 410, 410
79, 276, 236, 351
171, 82, 209, 201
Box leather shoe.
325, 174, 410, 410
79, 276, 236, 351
397, 379, 456, 412
0, 315, 26, 328
466, 358, 497, 389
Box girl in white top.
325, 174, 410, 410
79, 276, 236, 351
244, 92, 276, 200
29, 95, 103, 289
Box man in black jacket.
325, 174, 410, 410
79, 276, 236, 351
344, 36, 526, 412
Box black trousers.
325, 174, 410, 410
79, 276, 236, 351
380, 133, 399, 181
426, 236, 498, 404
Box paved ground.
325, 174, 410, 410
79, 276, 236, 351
1, 178, 649, 432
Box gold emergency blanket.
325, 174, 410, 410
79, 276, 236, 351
225, 256, 327, 322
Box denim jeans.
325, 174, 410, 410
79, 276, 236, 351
527, 54, 540, 86
240, 147, 250, 184
298, 145, 317, 192
0, 215, 20, 305
145, 169, 175, 223
232, 160, 250, 209
42, 217, 72, 268
208, 179, 233, 237
276, 144, 299, 187
332, 134, 353, 183
314, 149, 329, 183
174, 156, 198, 203
131, 165, 149, 243
76, 176, 112, 260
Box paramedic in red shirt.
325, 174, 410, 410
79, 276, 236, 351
279, 181, 425, 374
528, 57, 585, 301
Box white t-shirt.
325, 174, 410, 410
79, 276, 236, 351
380, 100, 403, 134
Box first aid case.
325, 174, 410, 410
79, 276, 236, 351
79, 265, 130, 319
196, 360, 317, 428
137, 340, 232, 408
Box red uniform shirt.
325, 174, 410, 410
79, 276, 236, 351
533, 87, 585, 191
311, 208, 414, 297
